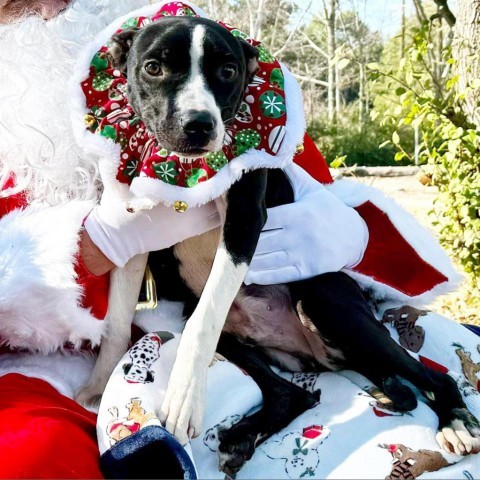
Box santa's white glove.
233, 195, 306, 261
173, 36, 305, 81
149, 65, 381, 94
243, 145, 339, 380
84, 192, 221, 268
245, 163, 369, 285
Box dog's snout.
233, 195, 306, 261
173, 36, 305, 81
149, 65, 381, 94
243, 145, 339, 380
182, 111, 216, 135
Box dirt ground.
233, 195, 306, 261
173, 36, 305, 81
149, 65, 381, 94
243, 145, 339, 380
357, 174, 438, 231
339, 171, 478, 325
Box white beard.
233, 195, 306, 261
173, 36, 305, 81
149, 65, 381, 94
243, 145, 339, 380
0, 0, 150, 205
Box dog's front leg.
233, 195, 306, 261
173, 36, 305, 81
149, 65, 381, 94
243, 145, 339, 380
160, 170, 268, 445
76, 253, 148, 408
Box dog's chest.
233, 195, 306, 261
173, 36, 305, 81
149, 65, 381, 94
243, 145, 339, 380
174, 227, 221, 297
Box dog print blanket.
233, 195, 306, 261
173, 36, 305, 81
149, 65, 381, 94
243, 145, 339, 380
98, 302, 480, 479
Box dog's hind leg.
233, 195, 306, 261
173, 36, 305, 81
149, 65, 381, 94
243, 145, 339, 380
291, 272, 480, 456
216, 334, 319, 476
76, 253, 148, 408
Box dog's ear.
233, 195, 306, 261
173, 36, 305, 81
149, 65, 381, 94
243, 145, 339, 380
238, 39, 260, 78
107, 28, 139, 74
122, 363, 132, 375
145, 371, 155, 383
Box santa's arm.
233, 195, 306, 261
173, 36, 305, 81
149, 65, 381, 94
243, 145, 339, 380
249, 133, 461, 305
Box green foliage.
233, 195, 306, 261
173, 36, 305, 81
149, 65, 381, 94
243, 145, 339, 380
372, 21, 480, 295
307, 106, 411, 167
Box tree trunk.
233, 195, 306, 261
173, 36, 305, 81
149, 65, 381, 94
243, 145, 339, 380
454, 0, 480, 128
327, 0, 336, 123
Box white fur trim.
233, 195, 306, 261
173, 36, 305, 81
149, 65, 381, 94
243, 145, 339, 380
70, 2, 306, 208
327, 179, 463, 305
0, 202, 104, 353
0, 352, 96, 399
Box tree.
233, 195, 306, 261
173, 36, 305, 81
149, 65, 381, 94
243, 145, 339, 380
454, 0, 480, 127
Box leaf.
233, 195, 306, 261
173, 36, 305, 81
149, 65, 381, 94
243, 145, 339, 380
405, 70, 414, 86
337, 57, 350, 70
379, 140, 391, 149
366, 62, 380, 71
395, 87, 406, 96
392, 131, 400, 144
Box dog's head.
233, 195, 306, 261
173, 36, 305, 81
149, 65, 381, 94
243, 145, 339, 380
0, 0, 70, 23
108, 16, 259, 157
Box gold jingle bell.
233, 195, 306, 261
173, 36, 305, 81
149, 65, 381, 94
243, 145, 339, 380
84, 114, 96, 127
295, 143, 305, 155
173, 201, 188, 213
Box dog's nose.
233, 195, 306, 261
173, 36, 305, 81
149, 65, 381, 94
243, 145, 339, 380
182, 111, 216, 135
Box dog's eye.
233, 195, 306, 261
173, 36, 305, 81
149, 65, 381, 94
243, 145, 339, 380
220, 64, 237, 80
144, 61, 162, 76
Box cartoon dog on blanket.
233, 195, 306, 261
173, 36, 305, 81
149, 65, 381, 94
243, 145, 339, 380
67, 2, 480, 474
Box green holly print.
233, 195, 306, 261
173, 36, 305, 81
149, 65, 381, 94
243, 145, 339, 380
153, 161, 179, 185
259, 90, 286, 118
233, 129, 261, 156
300, 467, 315, 478
91, 52, 108, 73
179, 7, 196, 16
121, 17, 140, 29
129, 116, 140, 128
292, 437, 309, 456
270, 68, 285, 89
186, 168, 208, 187
100, 125, 117, 141
206, 151, 228, 172
93, 72, 114, 92
230, 29, 249, 41
257, 44, 276, 64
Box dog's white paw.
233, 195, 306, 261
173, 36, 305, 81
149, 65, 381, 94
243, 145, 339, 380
160, 360, 206, 445
75, 383, 103, 410
436, 415, 480, 455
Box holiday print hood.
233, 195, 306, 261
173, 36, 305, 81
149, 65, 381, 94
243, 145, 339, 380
71, 0, 306, 209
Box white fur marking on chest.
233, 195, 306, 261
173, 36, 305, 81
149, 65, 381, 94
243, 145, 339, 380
175, 24, 224, 151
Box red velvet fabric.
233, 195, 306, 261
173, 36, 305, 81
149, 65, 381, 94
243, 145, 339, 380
294, 134, 333, 185
353, 201, 448, 297
0, 374, 102, 479
75, 258, 110, 321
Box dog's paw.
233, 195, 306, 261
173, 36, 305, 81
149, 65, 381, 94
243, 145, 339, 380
75, 384, 103, 410
159, 364, 206, 445
218, 427, 256, 475
437, 408, 480, 455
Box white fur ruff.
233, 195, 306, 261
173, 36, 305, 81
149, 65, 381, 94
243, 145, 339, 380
0, 201, 104, 352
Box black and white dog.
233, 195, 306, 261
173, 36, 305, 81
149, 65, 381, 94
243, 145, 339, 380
78, 15, 480, 475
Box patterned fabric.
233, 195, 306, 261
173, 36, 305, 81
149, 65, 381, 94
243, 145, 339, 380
99, 306, 480, 479
81, 1, 288, 190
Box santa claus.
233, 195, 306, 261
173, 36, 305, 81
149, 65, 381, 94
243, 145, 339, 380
0, 0, 465, 478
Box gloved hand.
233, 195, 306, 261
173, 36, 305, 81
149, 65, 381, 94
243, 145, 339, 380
245, 163, 369, 285
84, 191, 221, 268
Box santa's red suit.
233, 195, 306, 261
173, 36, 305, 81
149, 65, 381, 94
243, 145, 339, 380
0, 1, 460, 477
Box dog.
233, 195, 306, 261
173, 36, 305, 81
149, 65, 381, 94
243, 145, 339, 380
75, 14, 480, 475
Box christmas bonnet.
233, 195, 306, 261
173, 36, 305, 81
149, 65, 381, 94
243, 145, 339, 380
72, 0, 306, 210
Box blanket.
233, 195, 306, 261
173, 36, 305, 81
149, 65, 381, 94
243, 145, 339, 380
98, 302, 480, 479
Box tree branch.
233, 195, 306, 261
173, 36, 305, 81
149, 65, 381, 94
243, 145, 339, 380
299, 30, 329, 59
293, 73, 329, 86
273, 0, 313, 57
431, 0, 456, 27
